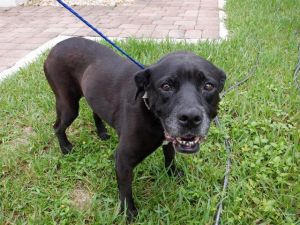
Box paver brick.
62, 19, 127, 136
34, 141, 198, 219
16, 32, 36, 38
198, 10, 219, 17
65, 22, 86, 29
162, 16, 183, 22
168, 29, 185, 38
43, 27, 67, 33
163, 11, 181, 17
35, 32, 61, 39
5, 50, 29, 58
151, 28, 170, 39
181, 3, 200, 8
17, 43, 40, 50
60, 28, 81, 35
195, 23, 219, 30
119, 28, 139, 38
105, 28, 122, 37
182, 15, 198, 21
202, 29, 219, 39
12, 27, 37, 33
0, 49, 7, 56
155, 24, 179, 30
73, 27, 94, 36
135, 29, 154, 38
201, 0, 218, 8
152, 20, 174, 25
184, 10, 199, 17
97, 21, 121, 29
0, 36, 15, 43
163, 6, 181, 11
0, 43, 20, 50
174, 20, 196, 27
25, 37, 53, 44
140, 24, 156, 30
119, 24, 141, 29
179, 24, 195, 30
185, 30, 203, 39
0, 57, 16, 68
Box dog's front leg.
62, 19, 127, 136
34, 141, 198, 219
115, 148, 137, 221
163, 143, 184, 177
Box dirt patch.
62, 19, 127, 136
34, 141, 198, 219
71, 185, 93, 210
23, 126, 34, 135
10, 126, 35, 147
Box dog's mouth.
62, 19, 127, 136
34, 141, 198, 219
164, 132, 206, 154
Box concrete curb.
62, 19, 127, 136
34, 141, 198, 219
218, 0, 228, 39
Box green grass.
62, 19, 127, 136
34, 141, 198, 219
1, 0, 299, 224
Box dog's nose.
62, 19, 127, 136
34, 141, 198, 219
178, 108, 202, 127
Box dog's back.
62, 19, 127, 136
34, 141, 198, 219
44, 37, 120, 94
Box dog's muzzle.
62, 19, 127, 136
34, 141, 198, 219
162, 107, 210, 154
143, 92, 209, 153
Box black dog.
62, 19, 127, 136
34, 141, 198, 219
44, 37, 226, 219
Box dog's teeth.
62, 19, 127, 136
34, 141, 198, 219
176, 137, 202, 147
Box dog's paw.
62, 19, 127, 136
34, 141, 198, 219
60, 143, 73, 155
98, 132, 110, 141
167, 167, 185, 178
126, 208, 138, 223
120, 205, 138, 223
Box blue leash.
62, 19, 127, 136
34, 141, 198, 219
56, 0, 145, 70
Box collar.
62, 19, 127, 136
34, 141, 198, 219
162, 140, 170, 146
142, 92, 151, 110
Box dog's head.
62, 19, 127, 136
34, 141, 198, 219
135, 52, 226, 154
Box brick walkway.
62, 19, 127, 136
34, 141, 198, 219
0, 0, 222, 73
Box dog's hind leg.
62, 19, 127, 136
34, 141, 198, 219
54, 93, 80, 154
93, 112, 110, 140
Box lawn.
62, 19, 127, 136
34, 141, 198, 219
0, 0, 299, 224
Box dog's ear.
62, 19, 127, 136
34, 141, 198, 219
134, 69, 151, 100
218, 69, 227, 92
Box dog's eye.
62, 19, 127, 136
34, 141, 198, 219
203, 83, 214, 91
161, 83, 172, 91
